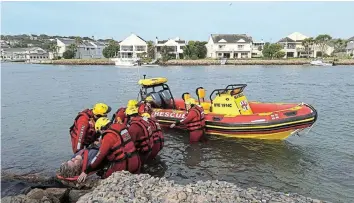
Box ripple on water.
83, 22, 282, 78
1, 64, 354, 203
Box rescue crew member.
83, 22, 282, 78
111, 100, 139, 125
170, 98, 206, 143
141, 113, 164, 161
77, 117, 141, 183
69, 103, 111, 154
126, 105, 154, 165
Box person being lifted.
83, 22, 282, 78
69, 103, 111, 154
77, 117, 141, 183
170, 98, 206, 143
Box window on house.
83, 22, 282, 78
219, 45, 225, 49
238, 45, 244, 49
121, 46, 133, 51
135, 46, 145, 51
241, 53, 248, 58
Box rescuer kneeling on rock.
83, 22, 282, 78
170, 98, 206, 143
77, 117, 141, 183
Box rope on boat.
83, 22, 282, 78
294, 102, 317, 137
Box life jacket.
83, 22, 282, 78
102, 123, 138, 163
129, 116, 153, 154
112, 107, 127, 125
147, 117, 164, 147
69, 109, 96, 153
186, 105, 206, 131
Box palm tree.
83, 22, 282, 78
333, 38, 347, 53
49, 44, 60, 59
182, 45, 192, 59
315, 34, 332, 57
74, 37, 83, 59
68, 44, 77, 57
302, 37, 314, 58
146, 41, 155, 59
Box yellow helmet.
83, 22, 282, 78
92, 103, 111, 116
185, 98, 196, 105
95, 117, 111, 132
141, 113, 151, 118
127, 100, 138, 108
145, 96, 153, 102
125, 106, 138, 116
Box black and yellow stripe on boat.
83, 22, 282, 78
155, 115, 315, 133
205, 117, 315, 130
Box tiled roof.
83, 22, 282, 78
210, 34, 252, 43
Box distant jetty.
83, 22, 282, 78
33, 58, 354, 66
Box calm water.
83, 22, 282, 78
1, 63, 354, 202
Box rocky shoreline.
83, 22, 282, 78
2, 171, 328, 203
32, 58, 354, 66
77, 171, 328, 203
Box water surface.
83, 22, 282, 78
1, 63, 354, 202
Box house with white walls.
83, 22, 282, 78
346, 36, 354, 57
0, 47, 49, 62
205, 34, 253, 59
57, 38, 106, 59
155, 37, 186, 59
252, 40, 265, 58
278, 32, 334, 58
117, 33, 147, 59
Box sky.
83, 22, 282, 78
1, 1, 354, 42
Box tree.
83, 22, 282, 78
68, 44, 78, 58
63, 50, 75, 59
102, 41, 120, 58
49, 43, 60, 59
74, 37, 83, 59
333, 38, 347, 53
182, 45, 193, 59
302, 37, 314, 58
194, 41, 207, 59
262, 43, 283, 59
182, 41, 207, 59
147, 41, 155, 59
315, 34, 332, 57
274, 51, 286, 58
161, 46, 174, 62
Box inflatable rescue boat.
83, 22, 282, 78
137, 76, 318, 140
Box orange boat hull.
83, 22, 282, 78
151, 100, 317, 140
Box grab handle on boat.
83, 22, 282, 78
299, 102, 318, 124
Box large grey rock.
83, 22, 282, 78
69, 189, 92, 202
26, 188, 47, 200
1, 195, 40, 203
45, 188, 68, 201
